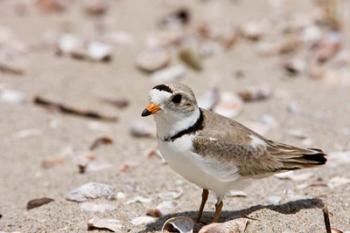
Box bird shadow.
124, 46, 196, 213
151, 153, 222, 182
137, 198, 324, 233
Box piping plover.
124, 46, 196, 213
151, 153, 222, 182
141, 82, 326, 222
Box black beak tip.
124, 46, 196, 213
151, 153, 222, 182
141, 108, 151, 117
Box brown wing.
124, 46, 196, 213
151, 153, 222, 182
193, 109, 327, 177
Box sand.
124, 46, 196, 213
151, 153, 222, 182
0, 0, 349, 232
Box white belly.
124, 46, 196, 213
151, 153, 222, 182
158, 135, 244, 199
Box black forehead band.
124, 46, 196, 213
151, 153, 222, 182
152, 84, 173, 93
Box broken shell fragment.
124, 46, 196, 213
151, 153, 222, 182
282, 58, 307, 76
266, 195, 282, 205
129, 120, 155, 138
127, 196, 152, 205
178, 47, 202, 71
82, 0, 108, 16
56, 35, 112, 62
147, 201, 179, 217
65, 182, 116, 202
37, 0, 67, 12
0, 89, 25, 104
213, 92, 243, 118
0, 59, 26, 75
136, 49, 170, 73
87, 217, 123, 232
198, 87, 220, 111
87, 41, 112, 62
131, 216, 157, 226
241, 21, 266, 41
237, 86, 272, 102
27, 197, 54, 210
159, 188, 183, 200
151, 65, 186, 83
56, 34, 84, 55
227, 190, 247, 198
162, 216, 194, 233
199, 218, 249, 233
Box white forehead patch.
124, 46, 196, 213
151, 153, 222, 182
149, 89, 172, 105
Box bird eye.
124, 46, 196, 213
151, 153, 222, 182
171, 94, 182, 104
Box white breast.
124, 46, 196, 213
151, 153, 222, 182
158, 135, 245, 199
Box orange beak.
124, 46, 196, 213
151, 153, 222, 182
141, 103, 160, 117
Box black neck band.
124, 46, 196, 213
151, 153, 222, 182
163, 109, 204, 142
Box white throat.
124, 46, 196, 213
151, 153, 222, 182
154, 108, 200, 140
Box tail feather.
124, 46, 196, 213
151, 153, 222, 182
267, 141, 327, 171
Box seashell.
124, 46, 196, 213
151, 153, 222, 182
282, 58, 307, 76
127, 196, 152, 205
162, 216, 194, 233
136, 49, 170, 73
266, 195, 282, 205
151, 65, 186, 83
313, 31, 342, 63
129, 120, 155, 138
241, 21, 266, 41
82, 0, 108, 16
37, 0, 67, 12
198, 218, 248, 233
178, 47, 202, 71
86, 41, 112, 62
159, 188, 183, 200
27, 197, 54, 210
198, 87, 220, 111
147, 201, 179, 217
88, 217, 123, 232
160, 8, 190, 29
131, 216, 157, 226
0, 59, 25, 75
65, 182, 116, 202
227, 190, 247, 198
237, 86, 272, 102
213, 92, 243, 118
0, 89, 25, 104
56, 34, 84, 55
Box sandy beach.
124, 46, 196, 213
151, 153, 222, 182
0, 0, 349, 232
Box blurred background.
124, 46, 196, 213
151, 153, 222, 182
0, 0, 349, 232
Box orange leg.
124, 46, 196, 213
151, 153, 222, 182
196, 189, 209, 222
212, 200, 223, 222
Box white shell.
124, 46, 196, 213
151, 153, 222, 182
213, 92, 243, 118
136, 49, 170, 72
198, 218, 249, 233
162, 216, 194, 233
0, 89, 25, 104
87, 41, 112, 61
65, 182, 116, 202
131, 216, 157, 226
151, 65, 186, 83
159, 188, 183, 200
88, 217, 123, 232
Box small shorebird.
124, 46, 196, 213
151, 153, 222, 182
141, 82, 326, 222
